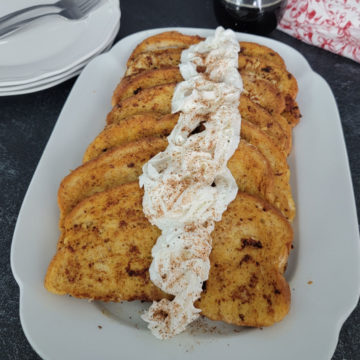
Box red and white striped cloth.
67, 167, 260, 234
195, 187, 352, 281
278, 0, 360, 63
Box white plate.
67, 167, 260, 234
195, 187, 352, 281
0, 0, 120, 86
0, 22, 119, 96
11, 28, 360, 360
0, 69, 82, 95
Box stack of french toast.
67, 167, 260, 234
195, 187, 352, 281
45, 31, 300, 328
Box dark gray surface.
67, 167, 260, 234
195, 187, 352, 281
0, 0, 359, 359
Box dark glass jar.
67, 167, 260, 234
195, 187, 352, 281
214, 0, 287, 35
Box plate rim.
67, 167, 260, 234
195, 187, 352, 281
0, 0, 120, 86
0, 22, 120, 96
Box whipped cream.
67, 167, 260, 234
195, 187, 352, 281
139, 27, 243, 339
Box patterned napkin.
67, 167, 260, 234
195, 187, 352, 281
278, 0, 360, 63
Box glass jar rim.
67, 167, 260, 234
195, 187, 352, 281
220, 0, 284, 8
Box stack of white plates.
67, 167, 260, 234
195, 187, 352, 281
0, 0, 120, 96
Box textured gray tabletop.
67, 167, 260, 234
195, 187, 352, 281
0, 0, 359, 359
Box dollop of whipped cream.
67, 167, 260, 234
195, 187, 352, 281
139, 27, 243, 339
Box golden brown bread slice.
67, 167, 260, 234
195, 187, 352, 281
107, 83, 175, 124
196, 190, 292, 326
242, 73, 285, 115
112, 67, 286, 116
239, 41, 285, 68
241, 120, 289, 187
228, 141, 275, 206
127, 31, 204, 66
238, 55, 298, 100
113, 67, 183, 106
108, 83, 291, 155
239, 95, 291, 156
60, 136, 275, 231
58, 137, 168, 228
200, 263, 290, 326
241, 120, 295, 221
45, 182, 292, 327
125, 47, 185, 77
47, 183, 169, 302
83, 113, 176, 163
238, 55, 299, 127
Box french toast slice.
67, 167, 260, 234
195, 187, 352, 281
241, 73, 285, 115
59, 137, 275, 231
238, 55, 298, 100
47, 183, 169, 302
45, 182, 292, 327
239, 95, 291, 156
58, 137, 168, 228
108, 83, 291, 155
83, 113, 176, 163
113, 67, 183, 105
127, 31, 204, 66
241, 120, 295, 221
238, 55, 299, 127
107, 83, 176, 124
239, 41, 286, 68
196, 190, 292, 326
125, 47, 185, 77
112, 67, 286, 116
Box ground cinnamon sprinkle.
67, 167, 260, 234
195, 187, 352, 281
139, 27, 243, 339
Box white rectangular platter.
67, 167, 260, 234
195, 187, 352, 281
11, 28, 360, 360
